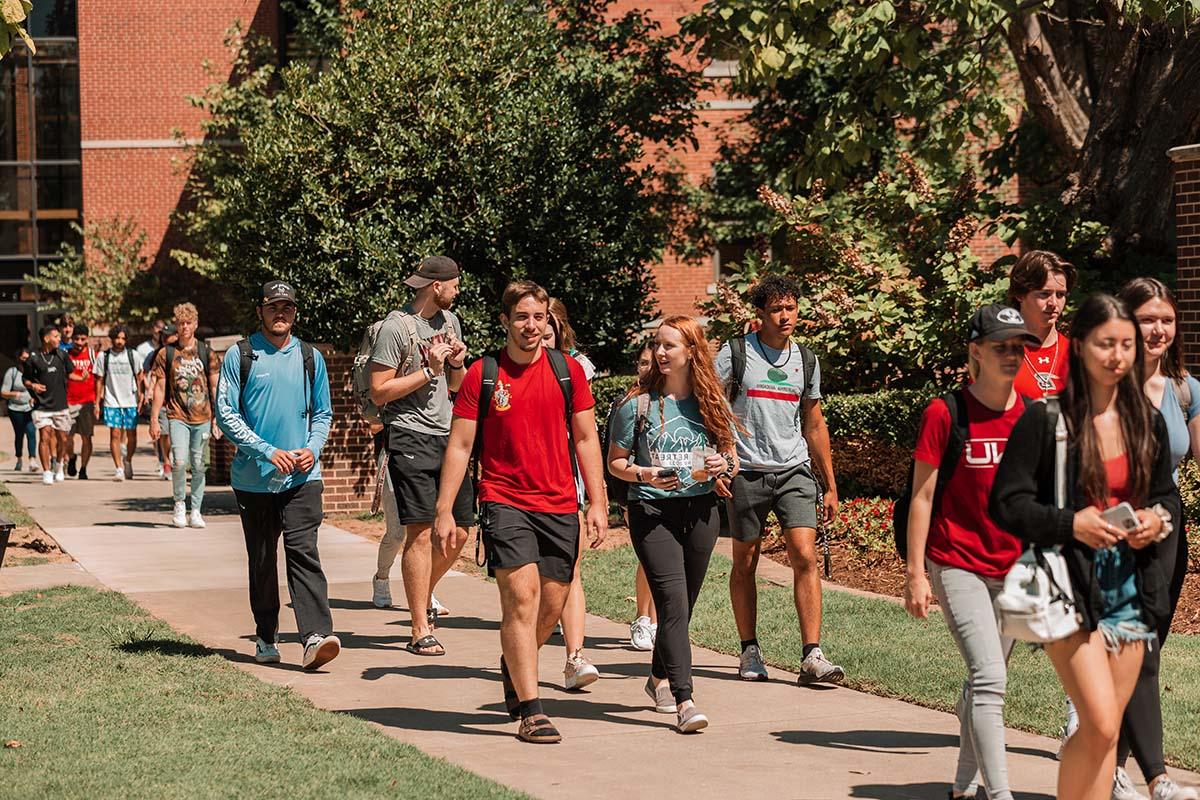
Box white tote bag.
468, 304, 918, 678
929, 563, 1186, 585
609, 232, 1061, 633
995, 401, 1082, 643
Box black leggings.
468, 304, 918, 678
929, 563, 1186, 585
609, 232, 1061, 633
1117, 519, 1188, 781
629, 494, 720, 704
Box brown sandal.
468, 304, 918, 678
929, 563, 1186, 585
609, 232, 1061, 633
517, 714, 561, 744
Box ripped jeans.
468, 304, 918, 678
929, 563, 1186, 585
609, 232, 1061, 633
169, 419, 210, 512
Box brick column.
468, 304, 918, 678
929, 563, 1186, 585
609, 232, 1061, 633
1173, 144, 1200, 368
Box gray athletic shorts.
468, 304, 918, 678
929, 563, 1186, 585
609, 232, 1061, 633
727, 463, 820, 541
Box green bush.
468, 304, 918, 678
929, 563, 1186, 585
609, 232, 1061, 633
823, 388, 930, 448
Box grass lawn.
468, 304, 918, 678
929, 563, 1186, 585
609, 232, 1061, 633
0, 477, 35, 527
0, 586, 528, 800
581, 545, 1200, 772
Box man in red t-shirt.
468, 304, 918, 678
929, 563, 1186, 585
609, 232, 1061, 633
65, 324, 98, 480
1006, 250, 1075, 399
435, 281, 607, 744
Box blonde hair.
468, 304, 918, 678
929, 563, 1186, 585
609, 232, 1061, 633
173, 302, 199, 323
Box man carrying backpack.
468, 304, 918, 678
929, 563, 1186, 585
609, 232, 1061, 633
434, 280, 607, 743
215, 280, 340, 670
367, 256, 471, 656
94, 324, 142, 481
715, 275, 844, 686
150, 303, 220, 528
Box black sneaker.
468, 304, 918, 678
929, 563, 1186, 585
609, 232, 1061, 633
67, 456, 77, 477
78, 467, 88, 481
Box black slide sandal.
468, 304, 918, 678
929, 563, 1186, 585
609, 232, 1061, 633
405, 635, 445, 656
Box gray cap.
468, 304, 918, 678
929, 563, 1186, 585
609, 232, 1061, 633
404, 256, 460, 289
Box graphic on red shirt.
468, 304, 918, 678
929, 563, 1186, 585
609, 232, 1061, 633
454, 350, 595, 514
67, 347, 97, 405
913, 391, 1025, 579
1014, 333, 1070, 400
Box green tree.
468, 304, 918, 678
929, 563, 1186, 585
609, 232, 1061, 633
174, 0, 703, 369
35, 217, 159, 328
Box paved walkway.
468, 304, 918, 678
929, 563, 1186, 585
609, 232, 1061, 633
1, 425, 1189, 799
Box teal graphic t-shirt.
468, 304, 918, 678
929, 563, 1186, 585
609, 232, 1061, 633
611, 391, 717, 501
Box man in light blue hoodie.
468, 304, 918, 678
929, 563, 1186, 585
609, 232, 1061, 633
216, 280, 340, 670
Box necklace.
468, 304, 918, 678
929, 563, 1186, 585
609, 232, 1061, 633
753, 334, 793, 383
1023, 335, 1060, 394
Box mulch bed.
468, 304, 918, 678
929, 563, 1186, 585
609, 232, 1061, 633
2, 525, 70, 567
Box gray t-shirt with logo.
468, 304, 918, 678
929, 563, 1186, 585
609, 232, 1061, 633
370, 306, 464, 436
715, 333, 822, 472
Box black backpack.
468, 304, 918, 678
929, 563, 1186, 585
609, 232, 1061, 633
602, 392, 650, 509
233, 338, 317, 432
892, 390, 1031, 559
727, 334, 817, 407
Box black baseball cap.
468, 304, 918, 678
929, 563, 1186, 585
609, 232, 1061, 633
404, 256, 460, 289
260, 280, 297, 306
162, 323, 178, 337
969, 303, 1041, 345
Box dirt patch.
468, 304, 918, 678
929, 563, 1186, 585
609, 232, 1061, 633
2, 525, 70, 568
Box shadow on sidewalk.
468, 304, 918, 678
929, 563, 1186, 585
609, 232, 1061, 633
111, 494, 239, 516
849, 782, 1053, 800
772, 729, 1054, 761
344, 705, 515, 737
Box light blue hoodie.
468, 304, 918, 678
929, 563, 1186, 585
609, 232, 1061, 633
216, 332, 332, 493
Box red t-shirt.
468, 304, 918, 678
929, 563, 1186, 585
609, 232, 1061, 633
454, 349, 595, 514
1014, 333, 1070, 400
66, 346, 97, 405
914, 391, 1025, 579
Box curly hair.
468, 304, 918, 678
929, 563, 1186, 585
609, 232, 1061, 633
625, 315, 741, 452
748, 275, 802, 310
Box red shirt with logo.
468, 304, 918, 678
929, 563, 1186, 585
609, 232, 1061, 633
914, 391, 1024, 579
454, 349, 595, 514
66, 346, 97, 405
1014, 333, 1070, 400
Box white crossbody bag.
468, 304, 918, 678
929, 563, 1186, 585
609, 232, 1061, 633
995, 399, 1082, 643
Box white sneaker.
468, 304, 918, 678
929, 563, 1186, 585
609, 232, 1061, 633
739, 644, 769, 681
41, 470, 54, 485
564, 652, 600, 690
372, 577, 392, 608
430, 594, 449, 616
1113, 767, 1149, 800
114, 468, 125, 482
188, 510, 205, 529
28, 460, 38, 473
798, 646, 845, 685
156, 464, 165, 480
254, 637, 280, 664
54, 467, 64, 482
1152, 776, 1200, 800
302, 634, 341, 670
171, 502, 187, 528
630, 616, 655, 651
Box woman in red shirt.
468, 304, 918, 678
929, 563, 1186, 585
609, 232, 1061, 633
1007, 251, 1076, 399
904, 304, 1040, 800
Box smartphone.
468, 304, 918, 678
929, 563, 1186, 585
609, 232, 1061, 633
1101, 502, 1140, 534
656, 469, 676, 479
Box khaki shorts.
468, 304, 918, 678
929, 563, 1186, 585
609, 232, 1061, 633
33, 409, 71, 432
68, 404, 95, 436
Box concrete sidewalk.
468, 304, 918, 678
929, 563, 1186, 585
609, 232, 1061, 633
1, 424, 1187, 799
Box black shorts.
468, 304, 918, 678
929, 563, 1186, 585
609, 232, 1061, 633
480, 502, 579, 584
386, 426, 474, 527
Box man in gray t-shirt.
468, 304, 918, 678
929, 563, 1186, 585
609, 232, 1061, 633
715, 275, 844, 687
368, 256, 475, 656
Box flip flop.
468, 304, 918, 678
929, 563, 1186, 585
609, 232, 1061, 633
405, 635, 445, 656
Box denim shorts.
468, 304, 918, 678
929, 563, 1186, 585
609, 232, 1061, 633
1095, 543, 1154, 651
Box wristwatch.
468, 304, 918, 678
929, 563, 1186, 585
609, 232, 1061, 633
422, 366, 435, 382
634, 467, 644, 483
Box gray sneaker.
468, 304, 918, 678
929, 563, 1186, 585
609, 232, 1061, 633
798, 646, 845, 685
739, 644, 768, 681
254, 637, 280, 664
372, 576, 392, 608
1152, 776, 1199, 800
644, 676, 676, 713
676, 705, 709, 733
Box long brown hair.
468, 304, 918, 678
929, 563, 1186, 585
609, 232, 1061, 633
1064, 294, 1157, 506
626, 316, 740, 452
1116, 277, 1186, 380
547, 297, 578, 353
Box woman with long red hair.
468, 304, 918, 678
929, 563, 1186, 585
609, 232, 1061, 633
607, 316, 739, 733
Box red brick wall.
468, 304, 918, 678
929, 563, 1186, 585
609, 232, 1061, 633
208, 347, 376, 515
1174, 146, 1200, 368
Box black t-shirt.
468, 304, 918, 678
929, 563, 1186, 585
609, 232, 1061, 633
23, 348, 68, 411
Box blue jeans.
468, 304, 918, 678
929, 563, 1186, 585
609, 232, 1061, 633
8, 409, 35, 459
169, 419, 210, 510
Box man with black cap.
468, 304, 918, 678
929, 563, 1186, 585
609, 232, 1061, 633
216, 280, 340, 670
368, 255, 471, 656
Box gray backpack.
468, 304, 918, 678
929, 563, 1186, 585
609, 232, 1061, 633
352, 311, 420, 425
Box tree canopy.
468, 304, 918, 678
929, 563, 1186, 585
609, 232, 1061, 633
175, 0, 703, 369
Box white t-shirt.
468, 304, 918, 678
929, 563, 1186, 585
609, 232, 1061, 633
95, 347, 142, 408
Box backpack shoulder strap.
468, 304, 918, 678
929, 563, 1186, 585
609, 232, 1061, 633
394, 311, 421, 374
800, 346, 817, 397
545, 348, 574, 421
165, 344, 175, 384
728, 336, 747, 403
633, 391, 651, 461
103, 349, 111, 377
236, 339, 254, 410
932, 390, 970, 502
472, 352, 501, 460
300, 340, 316, 432
1175, 376, 1192, 419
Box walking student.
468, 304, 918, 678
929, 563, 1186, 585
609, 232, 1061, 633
991, 294, 1180, 800
434, 280, 607, 744
628, 342, 658, 651
367, 424, 408, 608
715, 275, 844, 684
150, 305, 220, 528
608, 316, 738, 733
1008, 250, 1075, 399
24, 325, 70, 485
1108, 278, 1198, 800
545, 298, 600, 689
143, 322, 176, 480
65, 324, 97, 480
904, 305, 1040, 800
2, 348, 37, 472
95, 325, 142, 481
368, 255, 471, 656
215, 280, 340, 670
